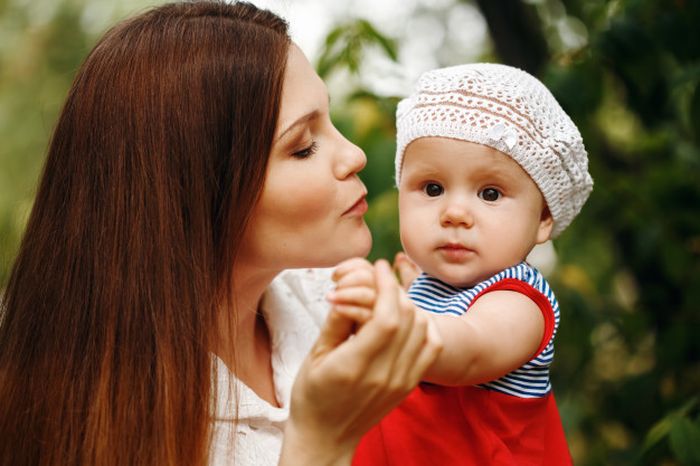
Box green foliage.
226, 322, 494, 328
641, 398, 700, 465
542, 2, 700, 463
316, 18, 398, 79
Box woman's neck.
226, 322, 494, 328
215, 266, 281, 407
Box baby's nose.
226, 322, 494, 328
439, 202, 474, 228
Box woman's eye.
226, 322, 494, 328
292, 141, 318, 159
479, 188, 501, 202
424, 183, 444, 197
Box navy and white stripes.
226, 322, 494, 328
408, 262, 559, 398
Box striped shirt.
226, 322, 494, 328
408, 261, 559, 398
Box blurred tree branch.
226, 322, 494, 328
472, 0, 549, 75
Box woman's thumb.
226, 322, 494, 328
310, 309, 355, 357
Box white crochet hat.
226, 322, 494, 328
395, 63, 593, 237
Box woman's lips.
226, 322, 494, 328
343, 195, 368, 217
437, 244, 475, 261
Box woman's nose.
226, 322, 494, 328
440, 202, 474, 228
334, 136, 367, 179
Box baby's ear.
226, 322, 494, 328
536, 207, 554, 244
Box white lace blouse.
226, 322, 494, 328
208, 268, 335, 466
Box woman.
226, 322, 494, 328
0, 2, 441, 465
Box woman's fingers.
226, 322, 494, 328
352, 260, 413, 358
310, 306, 356, 358
376, 285, 443, 389
331, 304, 372, 324
396, 311, 443, 385
329, 260, 439, 383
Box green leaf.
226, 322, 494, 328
316, 49, 343, 79
669, 417, 700, 465
316, 24, 350, 78
642, 398, 698, 453
358, 19, 398, 61
315, 18, 397, 78
323, 25, 345, 48
643, 415, 675, 452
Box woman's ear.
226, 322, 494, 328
536, 207, 554, 244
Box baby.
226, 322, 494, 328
330, 63, 593, 465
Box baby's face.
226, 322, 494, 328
398, 137, 552, 288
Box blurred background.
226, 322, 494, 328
1, 0, 699, 464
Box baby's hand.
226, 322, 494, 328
327, 257, 377, 324
393, 252, 421, 291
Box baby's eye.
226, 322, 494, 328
479, 188, 501, 202
423, 183, 444, 197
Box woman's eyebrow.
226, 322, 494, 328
275, 110, 319, 143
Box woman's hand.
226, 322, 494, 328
280, 260, 442, 466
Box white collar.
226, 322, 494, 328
211, 268, 334, 424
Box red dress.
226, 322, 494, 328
352, 263, 573, 466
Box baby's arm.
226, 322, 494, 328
422, 291, 545, 386
329, 260, 545, 388
329, 259, 545, 386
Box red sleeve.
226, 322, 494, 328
469, 278, 556, 358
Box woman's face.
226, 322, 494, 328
238, 45, 371, 273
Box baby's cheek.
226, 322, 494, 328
399, 215, 424, 257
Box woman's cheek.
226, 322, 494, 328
260, 173, 335, 240
280, 182, 331, 222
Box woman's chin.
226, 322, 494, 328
354, 223, 373, 257
325, 225, 373, 266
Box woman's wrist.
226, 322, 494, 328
278, 417, 356, 466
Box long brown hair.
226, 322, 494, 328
0, 2, 289, 465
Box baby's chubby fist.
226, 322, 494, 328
327, 257, 377, 324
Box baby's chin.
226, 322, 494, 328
442, 277, 480, 289
422, 269, 478, 289
425, 265, 498, 289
